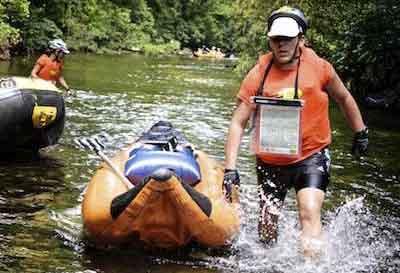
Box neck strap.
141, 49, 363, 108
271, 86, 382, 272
256, 59, 274, 96
257, 48, 302, 99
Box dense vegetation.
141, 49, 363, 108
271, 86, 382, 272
0, 0, 398, 107
231, 0, 399, 109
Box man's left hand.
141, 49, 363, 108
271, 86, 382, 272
352, 127, 368, 157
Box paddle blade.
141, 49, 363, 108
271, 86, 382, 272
74, 136, 105, 152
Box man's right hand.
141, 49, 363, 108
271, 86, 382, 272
223, 169, 240, 201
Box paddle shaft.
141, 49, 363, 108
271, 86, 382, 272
97, 150, 133, 189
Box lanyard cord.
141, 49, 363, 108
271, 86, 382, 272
257, 48, 302, 99
256, 59, 274, 96
250, 49, 302, 131
251, 59, 274, 131
293, 48, 302, 99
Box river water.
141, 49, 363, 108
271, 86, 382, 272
0, 54, 399, 273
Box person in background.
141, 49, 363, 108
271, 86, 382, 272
31, 39, 71, 92
222, 6, 368, 256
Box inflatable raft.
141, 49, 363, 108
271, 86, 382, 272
193, 51, 225, 60
82, 121, 240, 249
0, 76, 65, 154
193, 47, 225, 60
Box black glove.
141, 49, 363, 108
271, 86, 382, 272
65, 88, 77, 96
351, 127, 368, 157
223, 169, 240, 201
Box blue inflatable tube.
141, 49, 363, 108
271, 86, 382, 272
125, 147, 201, 186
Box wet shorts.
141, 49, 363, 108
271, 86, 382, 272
256, 148, 331, 204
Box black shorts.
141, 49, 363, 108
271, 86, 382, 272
256, 148, 331, 205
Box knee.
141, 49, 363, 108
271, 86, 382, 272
297, 188, 325, 225
298, 203, 321, 225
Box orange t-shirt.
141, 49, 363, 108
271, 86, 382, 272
237, 47, 334, 165
36, 54, 63, 82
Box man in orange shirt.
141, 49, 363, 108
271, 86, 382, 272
223, 6, 368, 256
31, 39, 70, 91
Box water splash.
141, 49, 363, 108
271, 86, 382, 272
202, 195, 399, 273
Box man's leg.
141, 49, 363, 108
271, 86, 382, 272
256, 162, 288, 244
296, 187, 325, 256
258, 189, 285, 244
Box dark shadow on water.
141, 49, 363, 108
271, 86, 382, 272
0, 149, 64, 167
80, 241, 239, 273
0, 150, 66, 213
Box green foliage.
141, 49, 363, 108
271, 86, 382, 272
0, 0, 29, 45
62, 1, 135, 51
0, 0, 30, 24
146, 0, 235, 50
0, 21, 18, 45
23, 17, 63, 51
142, 40, 181, 56
25, 0, 155, 53
114, 0, 155, 34
336, 1, 400, 99
4, 0, 236, 55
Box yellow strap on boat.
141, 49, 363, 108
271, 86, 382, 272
32, 106, 57, 128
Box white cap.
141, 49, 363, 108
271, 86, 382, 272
267, 17, 302, 38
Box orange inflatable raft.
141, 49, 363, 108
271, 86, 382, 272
82, 122, 240, 249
